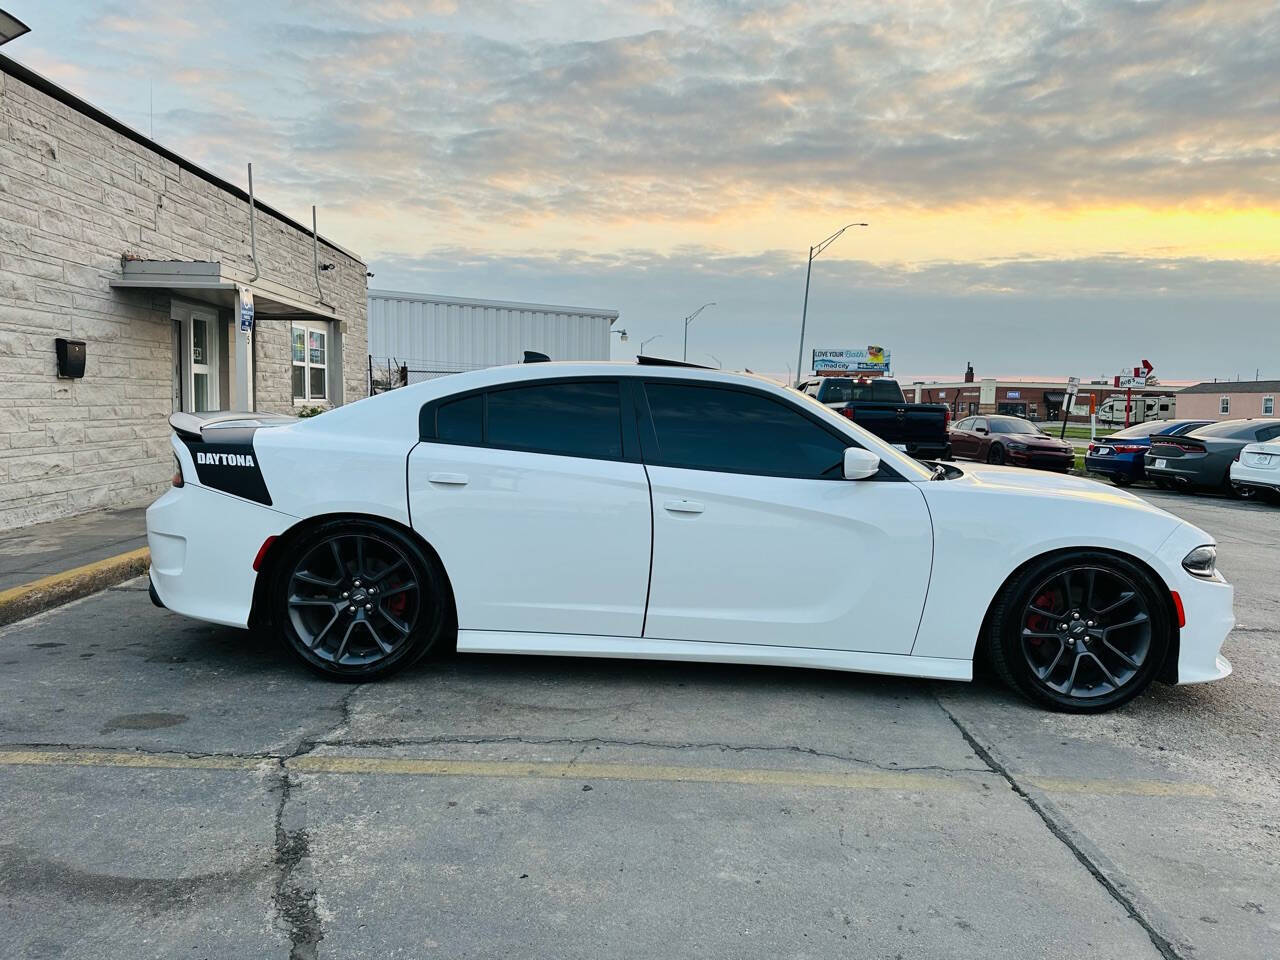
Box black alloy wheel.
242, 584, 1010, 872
987, 444, 1006, 465
274, 520, 450, 680
986, 552, 1169, 712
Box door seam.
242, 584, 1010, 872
641, 462, 655, 637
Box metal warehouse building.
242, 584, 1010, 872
367, 289, 619, 383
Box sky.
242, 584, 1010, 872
7, 0, 1279, 381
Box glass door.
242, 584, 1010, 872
177, 305, 221, 412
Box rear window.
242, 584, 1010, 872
819, 379, 903, 403
1189, 421, 1260, 440
1109, 421, 1165, 439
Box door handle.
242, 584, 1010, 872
428, 472, 469, 485
664, 499, 704, 514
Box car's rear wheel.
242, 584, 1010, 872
1153, 479, 1172, 490
986, 444, 1006, 465
985, 552, 1170, 712
1110, 474, 1132, 487
273, 519, 451, 681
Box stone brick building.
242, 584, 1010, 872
0, 54, 368, 529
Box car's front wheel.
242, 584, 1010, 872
986, 444, 1006, 465
272, 519, 452, 681
985, 551, 1170, 712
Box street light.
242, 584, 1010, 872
682, 302, 716, 361
795, 222, 868, 384
704, 353, 722, 369
611, 328, 629, 342
640, 334, 663, 353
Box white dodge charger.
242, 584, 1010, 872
147, 360, 1234, 712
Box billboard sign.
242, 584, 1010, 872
812, 346, 890, 374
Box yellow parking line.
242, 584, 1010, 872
1027, 776, 1215, 798
286, 755, 976, 791
0, 749, 263, 771
0, 748, 1217, 797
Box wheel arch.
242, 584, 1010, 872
975, 546, 1181, 684
249, 511, 457, 636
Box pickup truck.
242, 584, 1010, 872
797, 377, 951, 460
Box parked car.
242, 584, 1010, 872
1146, 419, 1280, 496
1085, 419, 1212, 487
1230, 440, 1280, 503
148, 361, 1233, 713
949, 415, 1074, 471
797, 377, 951, 460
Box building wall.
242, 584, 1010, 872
0, 66, 366, 529
368, 291, 615, 369
1175, 391, 1278, 422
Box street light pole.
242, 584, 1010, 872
640, 334, 663, 353
682, 301, 716, 361
795, 223, 867, 385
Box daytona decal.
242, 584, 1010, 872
195, 451, 257, 467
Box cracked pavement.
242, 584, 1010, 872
1, 489, 1277, 959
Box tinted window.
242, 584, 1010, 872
1110, 421, 1165, 439
486, 381, 622, 459
1190, 420, 1260, 440
645, 383, 847, 478
435, 394, 482, 444
1255, 423, 1280, 442
1170, 421, 1209, 435
989, 417, 1044, 435
819, 379, 903, 403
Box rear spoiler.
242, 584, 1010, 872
168, 410, 297, 440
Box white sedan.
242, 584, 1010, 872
147, 361, 1234, 712
1231, 441, 1280, 502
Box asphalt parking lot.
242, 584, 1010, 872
1, 488, 1276, 960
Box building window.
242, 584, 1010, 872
292, 322, 329, 402
1265, 396, 1275, 416
1219, 396, 1230, 415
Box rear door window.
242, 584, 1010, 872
486, 381, 623, 459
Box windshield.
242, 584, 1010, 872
989, 417, 1045, 435
788, 386, 934, 481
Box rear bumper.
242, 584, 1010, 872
146, 483, 292, 628
1230, 462, 1280, 492
903, 441, 951, 459
1144, 460, 1216, 487
1084, 455, 1141, 478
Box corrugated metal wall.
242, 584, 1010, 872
368, 291, 616, 368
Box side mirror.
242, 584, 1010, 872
843, 447, 881, 480
975, 427, 989, 434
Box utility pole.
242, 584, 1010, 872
795, 223, 868, 385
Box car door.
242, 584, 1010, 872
951, 418, 973, 457
638, 380, 933, 655
407, 378, 652, 637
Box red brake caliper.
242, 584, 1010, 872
1027, 591, 1058, 645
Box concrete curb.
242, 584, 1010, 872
0, 547, 150, 628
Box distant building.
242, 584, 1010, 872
1173, 381, 1279, 422
909, 377, 1185, 425
367, 289, 620, 385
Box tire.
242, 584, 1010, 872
984, 551, 1170, 713
1110, 474, 1132, 487
271, 519, 453, 681
1154, 479, 1173, 491
986, 444, 1006, 465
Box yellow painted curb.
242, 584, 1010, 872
0, 546, 150, 627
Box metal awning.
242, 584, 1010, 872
109, 260, 339, 321
1043, 391, 1065, 403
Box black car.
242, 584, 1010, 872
1145, 419, 1280, 496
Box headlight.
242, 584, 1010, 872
1182, 545, 1217, 578
1006, 441, 1028, 451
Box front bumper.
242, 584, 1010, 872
1007, 449, 1074, 471
1151, 523, 1234, 685
147, 483, 292, 628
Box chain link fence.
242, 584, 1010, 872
368, 357, 487, 395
